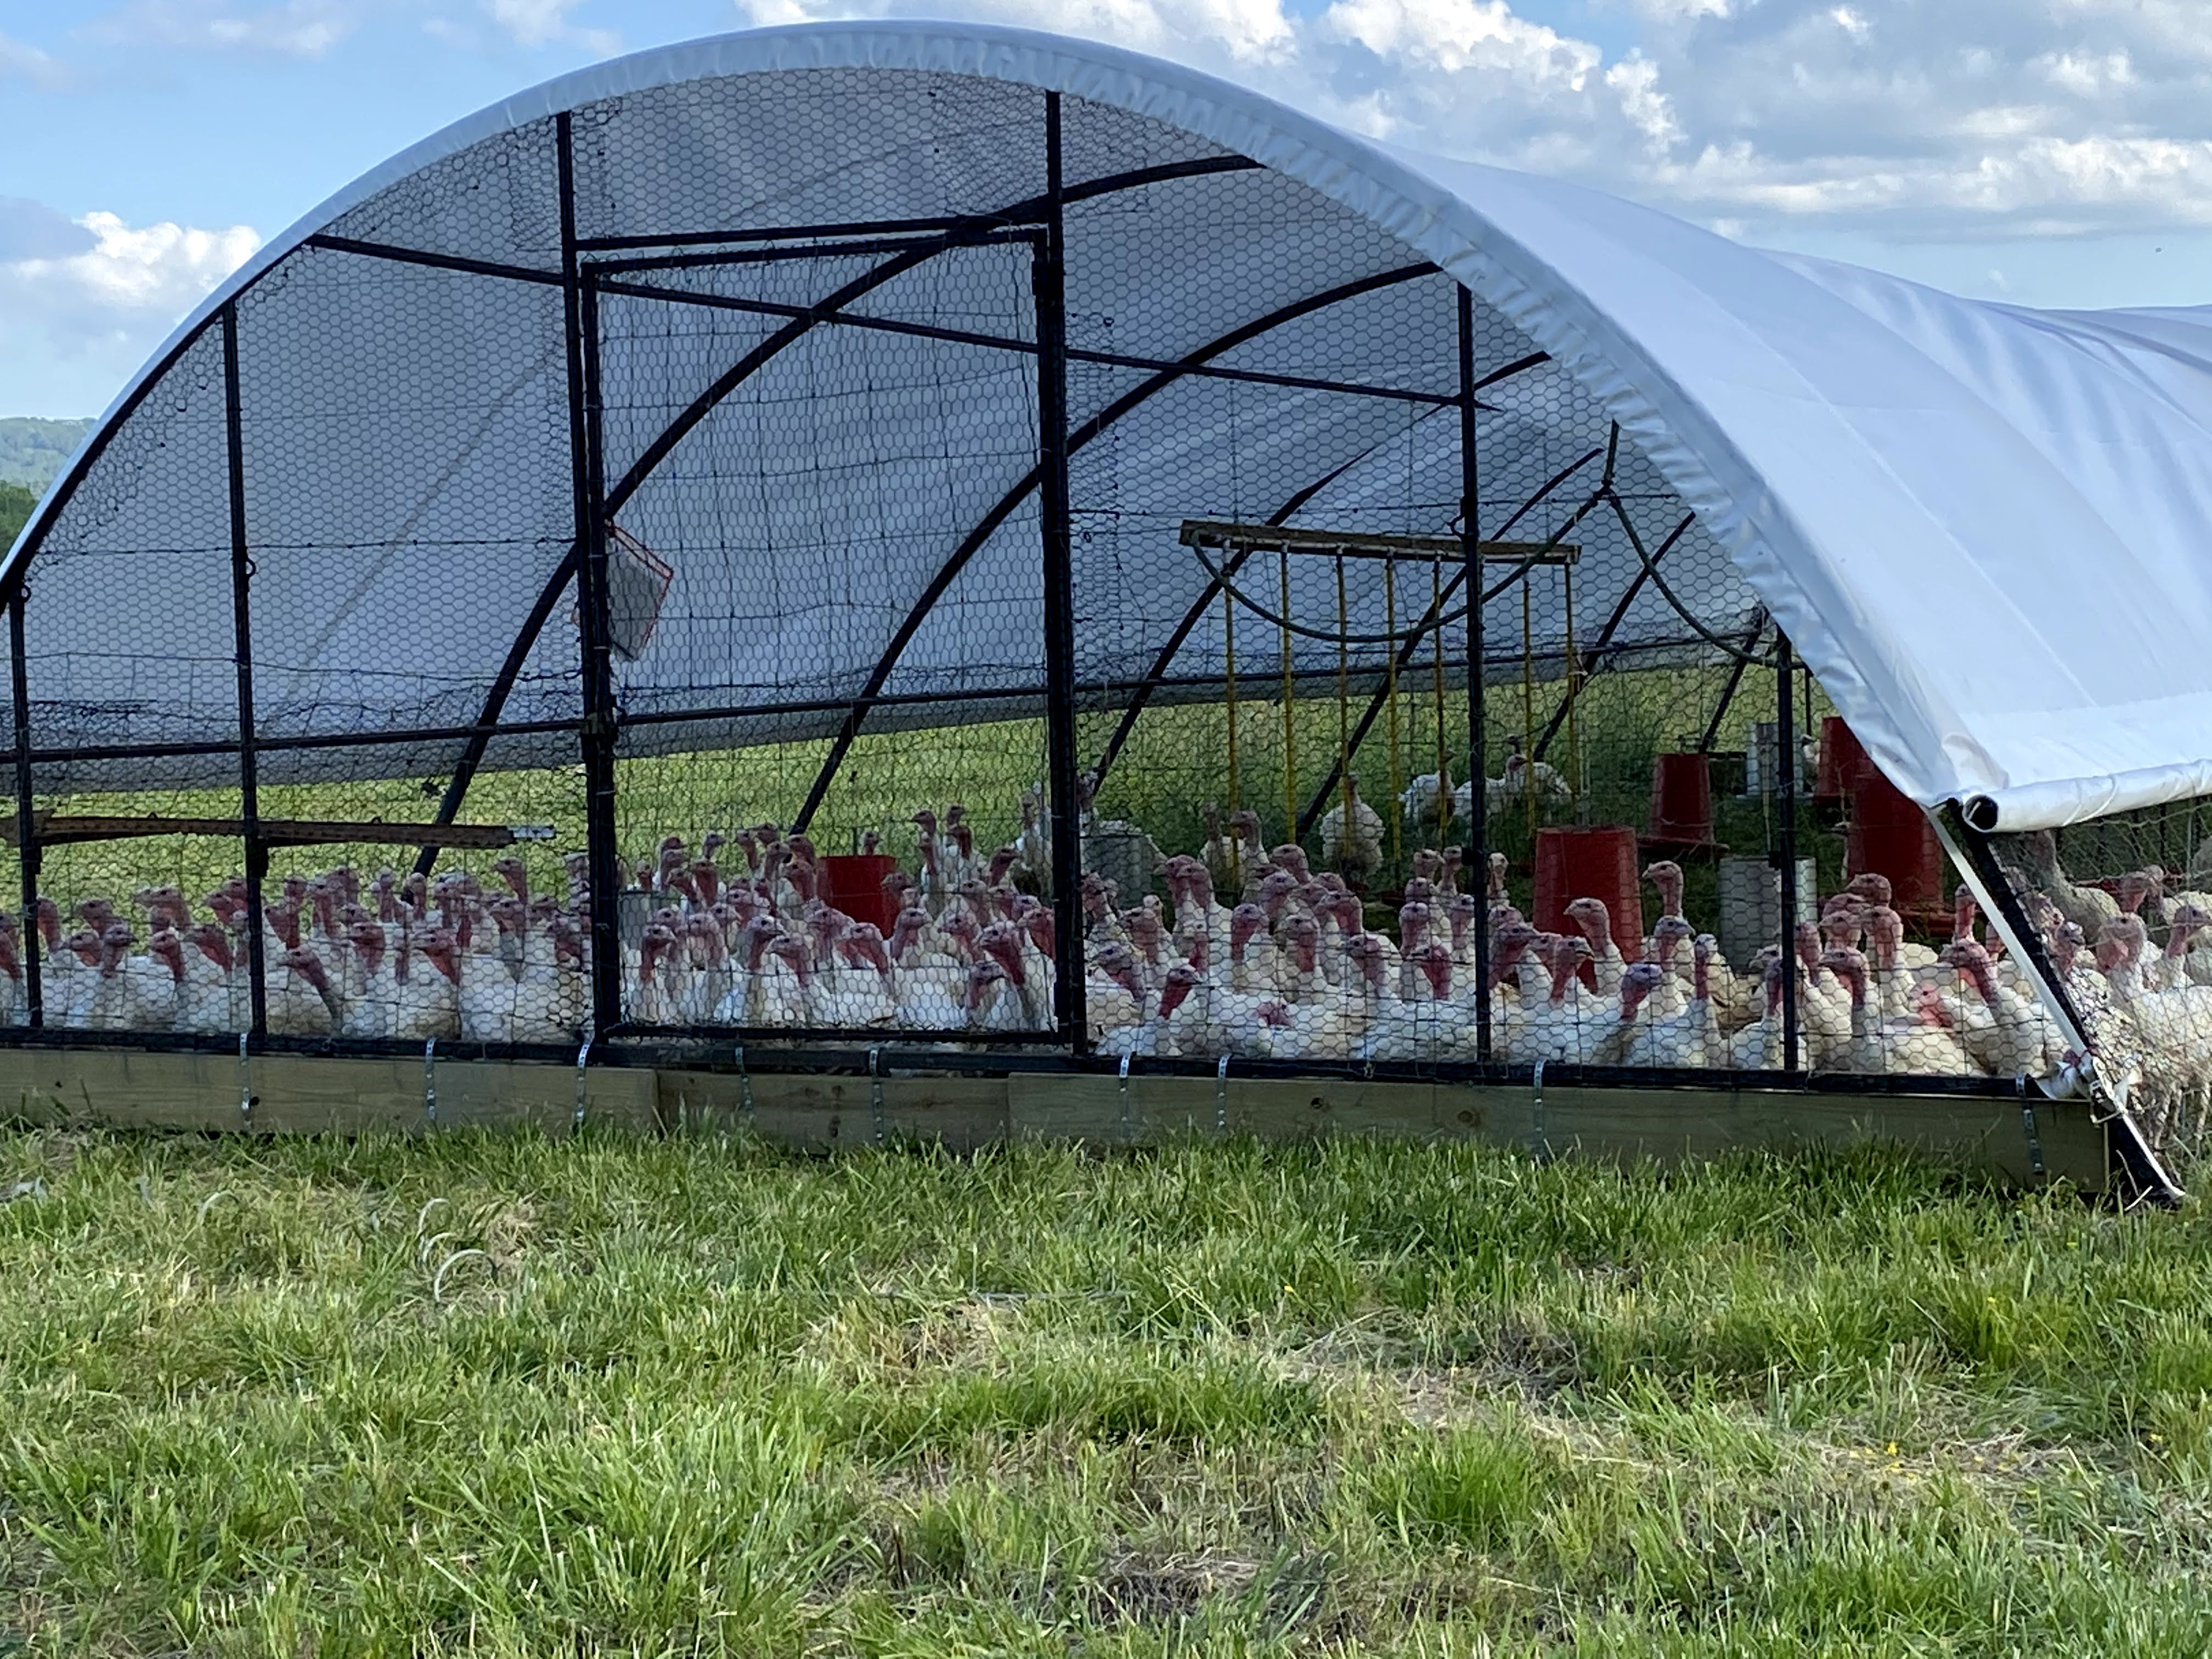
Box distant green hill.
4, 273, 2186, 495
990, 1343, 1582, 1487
1, 481, 36, 552
0, 417, 95, 492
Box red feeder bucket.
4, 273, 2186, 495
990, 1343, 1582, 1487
1844, 761, 1949, 929
1533, 826, 1645, 963
819, 853, 900, 933
1815, 715, 1867, 803
1643, 752, 1720, 854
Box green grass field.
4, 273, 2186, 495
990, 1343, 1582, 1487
6, 1127, 2212, 1655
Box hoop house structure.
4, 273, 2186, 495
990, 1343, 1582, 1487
7, 23, 2212, 1184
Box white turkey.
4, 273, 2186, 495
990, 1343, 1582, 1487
1317, 778, 1384, 880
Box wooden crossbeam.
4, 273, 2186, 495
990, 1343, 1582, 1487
0, 814, 545, 850
1180, 518, 1581, 564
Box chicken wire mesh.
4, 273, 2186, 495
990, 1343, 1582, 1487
0, 67, 2094, 1103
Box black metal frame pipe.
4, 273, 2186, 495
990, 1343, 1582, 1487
566, 118, 624, 1040
8, 594, 40, 1027
1694, 608, 1772, 753
1531, 512, 1695, 763
1459, 286, 1491, 1059
1036, 94, 1087, 1051
793, 263, 1443, 830
1776, 629, 1801, 1071
593, 270, 1458, 407
567, 155, 1263, 251
221, 301, 269, 1039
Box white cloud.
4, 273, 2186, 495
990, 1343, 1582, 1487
0, 29, 68, 84
0, 199, 98, 263
1, 209, 261, 346
1326, 0, 1597, 86
482, 0, 618, 55
94, 0, 362, 56
723, 0, 2212, 240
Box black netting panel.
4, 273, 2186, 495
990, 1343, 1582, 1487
21, 327, 238, 774
323, 116, 564, 270
237, 249, 580, 749
1060, 94, 1238, 190
572, 72, 1046, 244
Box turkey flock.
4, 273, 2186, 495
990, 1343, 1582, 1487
0, 801, 2205, 1118
1082, 848, 2073, 1076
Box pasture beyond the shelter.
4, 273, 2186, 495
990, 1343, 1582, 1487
4, 1128, 2211, 1655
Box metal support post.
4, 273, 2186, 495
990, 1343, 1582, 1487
577, 280, 622, 1039
1458, 286, 1491, 1060
1775, 630, 1800, 1071
1035, 93, 1087, 1050
8, 594, 40, 1027
222, 301, 269, 1038
561, 114, 624, 1039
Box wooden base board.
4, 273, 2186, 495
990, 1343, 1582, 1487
0, 1046, 2106, 1189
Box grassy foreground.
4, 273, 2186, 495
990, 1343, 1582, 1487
4, 1131, 2211, 1655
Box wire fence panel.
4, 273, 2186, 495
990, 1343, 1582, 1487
597, 241, 1057, 1041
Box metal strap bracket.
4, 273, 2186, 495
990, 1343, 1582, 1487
1215, 1054, 1230, 1136
422, 1039, 438, 1128
2019, 1082, 2047, 1181
735, 1042, 755, 1124
237, 1031, 253, 1131
1530, 1058, 1550, 1160
1118, 1051, 1134, 1139
868, 1046, 886, 1146
571, 1033, 593, 1134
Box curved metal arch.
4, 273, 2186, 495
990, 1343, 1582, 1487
1087, 349, 1551, 789
788, 262, 1444, 833
416, 154, 1265, 869
1291, 441, 1613, 837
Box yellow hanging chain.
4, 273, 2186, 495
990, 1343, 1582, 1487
1335, 552, 1353, 828
1431, 557, 1451, 847
1223, 582, 1240, 885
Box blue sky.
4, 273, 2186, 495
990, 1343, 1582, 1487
3, 0, 2208, 417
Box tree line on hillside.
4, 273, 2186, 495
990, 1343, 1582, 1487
1, 482, 36, 553
0, 417, 94, 492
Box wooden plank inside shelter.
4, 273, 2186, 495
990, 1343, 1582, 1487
1180, 518, 1581, 565
0, 813, 538, 849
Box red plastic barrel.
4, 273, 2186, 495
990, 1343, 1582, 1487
1644, 752, 1717, 851
819, 853, 900, 933
1815, 715, 1866, 802
1844, 760, 1948, 929
1533, 826, 1645, 960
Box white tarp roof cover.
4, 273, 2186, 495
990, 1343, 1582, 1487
8, 20, 2212, 831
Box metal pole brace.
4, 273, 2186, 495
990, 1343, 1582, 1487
868, 1046, 886, 1146
1118, 1051, 1134, 1139
571, 1032, 593, 1135
1530, 1059, 1550, 1160
237, 1031, 253, 1131
734, 1043, 755, 1125
422, 1039, 438, 1129
2018, 1080, 2047, 1182
1215, 1054, 1230, 1136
